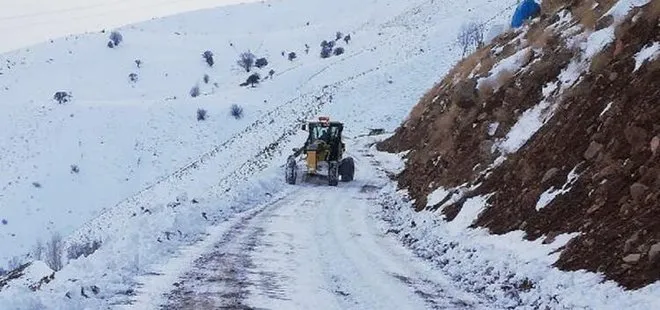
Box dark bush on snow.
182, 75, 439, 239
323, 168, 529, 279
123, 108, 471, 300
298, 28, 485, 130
288, 52, 297, 61
53, 92, 71, 104
230, 104, 243, 119
344, 34, 351, 44
129, 73, 138, 82
333, 47, 345, 56
70, 165, 80, 174
237, 51, 256, 72
268, 69, 275, 78
190, 85, 200, 98
336, 31, 343, 41
66, 239, 102, 260
255, 57, 268, 69
203, 74, 210, 84
203, 50, 214, 67
197, 108, 207, 121
320, 46, 332, 59
240, 73, 261, 87
109, 31, 123, 46
135, 59, 142, 68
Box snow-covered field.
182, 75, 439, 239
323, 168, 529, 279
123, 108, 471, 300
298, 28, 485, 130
1, 0, 657, 308
0, 0, 259, 53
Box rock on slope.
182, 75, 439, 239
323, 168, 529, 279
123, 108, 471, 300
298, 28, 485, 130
380, 0, 659, 289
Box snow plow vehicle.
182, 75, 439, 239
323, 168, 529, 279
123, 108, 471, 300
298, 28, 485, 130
285, 117, 355, 186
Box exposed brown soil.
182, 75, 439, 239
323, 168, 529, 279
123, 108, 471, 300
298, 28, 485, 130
379, 0, 660, 289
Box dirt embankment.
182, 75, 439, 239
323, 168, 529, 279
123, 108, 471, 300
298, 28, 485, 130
379, 0, 660, 289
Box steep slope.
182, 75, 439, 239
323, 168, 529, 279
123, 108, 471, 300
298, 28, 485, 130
1, 0, 520, 308
380, 0, 659, 289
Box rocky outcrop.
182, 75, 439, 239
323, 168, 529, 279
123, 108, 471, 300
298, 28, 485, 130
380, 0, 660, 289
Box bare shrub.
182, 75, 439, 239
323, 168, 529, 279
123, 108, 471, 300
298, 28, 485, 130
70, 165, 80, 174
230, 104, 243, 119
237, 51, 256, 72
45, 233, 63, 271
197, 108, 207, 121
333, 47, 345, 56
203, 51, 214, 67
128, 73, 138, 83
66, 239, 102, 260
203, 74, 210, 84
190, 85, 200, 98
288, 52, 297, 61
457, 22, 485, 56
109, 31, 123, 46
7, 256, 23, 271
53, 91, 71, 104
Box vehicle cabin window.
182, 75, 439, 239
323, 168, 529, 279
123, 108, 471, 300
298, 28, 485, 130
311, 124, 340, 141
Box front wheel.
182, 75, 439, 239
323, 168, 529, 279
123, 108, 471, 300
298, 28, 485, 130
339, 157, 354, 182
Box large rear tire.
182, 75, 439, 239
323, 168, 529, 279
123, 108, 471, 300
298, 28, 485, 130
285, 156, 297, 185
328, 161, 339, 186
339, 157, 354, 182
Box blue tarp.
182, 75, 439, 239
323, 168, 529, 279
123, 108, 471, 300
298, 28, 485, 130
511, 0, 541, 28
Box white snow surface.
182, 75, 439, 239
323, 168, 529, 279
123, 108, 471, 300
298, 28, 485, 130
1, 0, 658, 308
535, 165, 581, 211
633, 41, 660, 71
375, 148, 660, 310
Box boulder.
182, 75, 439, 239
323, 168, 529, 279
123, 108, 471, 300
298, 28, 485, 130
622, 253, 641, 264
584, 141, 603, 160
629, 183, 649, 201
649, 243, 660, 262
541, 168, 559, 183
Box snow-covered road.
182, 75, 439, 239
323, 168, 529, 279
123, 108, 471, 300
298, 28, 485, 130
159, 174, 482, 310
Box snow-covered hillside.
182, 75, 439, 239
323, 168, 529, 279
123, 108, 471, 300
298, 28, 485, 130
1, 0, 522, 308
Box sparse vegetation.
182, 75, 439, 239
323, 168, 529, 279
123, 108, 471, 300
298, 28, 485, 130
129, 73, 138, 83
45, 233, 63, 271
255, 57, 268, 69
457, 22, 485, 56
268, 69, 275, 79
70, 165, 80, 174
240, 73, 261, 87
237, 51, 256, 72
320, 46, 332, 58
197, 108, 207, 121
135, 59, 142, 68
288, 52, 297, 61
344, 34, 351, 44
53, 91, 71, 104
336, 31, 343, 41
190, 85, 200, 97
32, 182, 42, 188
333, 47, 345, 56
203, 74, 210, 84
230, 104, 243, 119
203, 51, 214, 67
109, 31, 123, 47
66, 239, 102, 260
